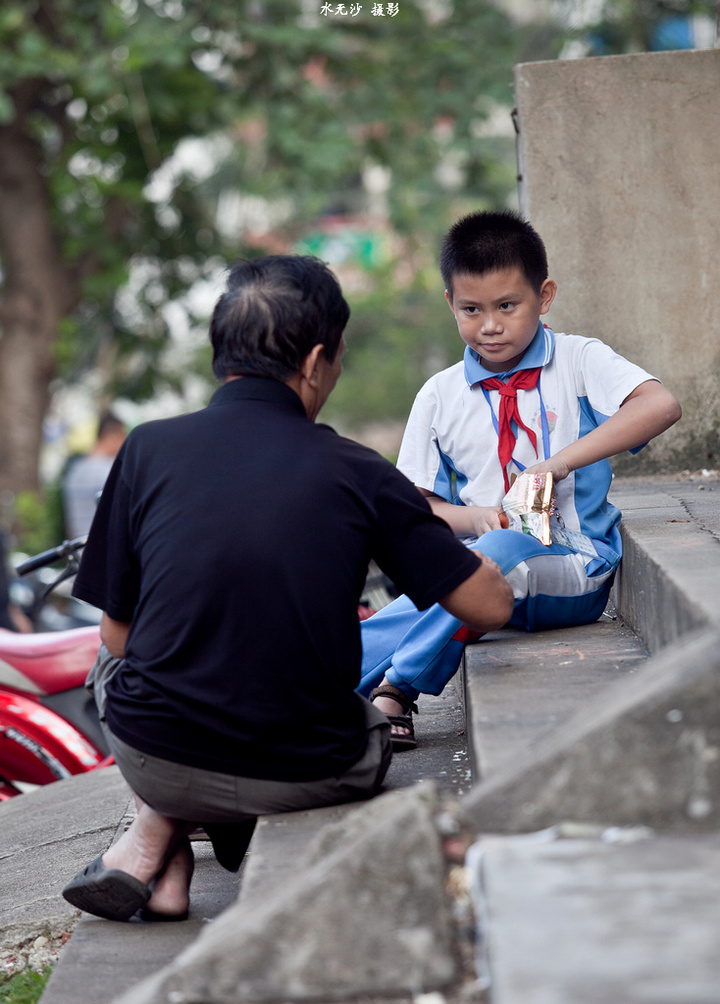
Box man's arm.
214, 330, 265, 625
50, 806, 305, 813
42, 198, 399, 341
100, 613, 131, 658
525, 379, 681, 482
437, 552, 514, 633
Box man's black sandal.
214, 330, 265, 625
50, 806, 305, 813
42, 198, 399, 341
370, 684, 418, 752
62, 855, 151, 922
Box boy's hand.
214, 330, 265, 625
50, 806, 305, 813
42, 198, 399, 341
524, 457, 572, 483
523, 381, 681, 482
419, 488, 507, 537
469, 506, 507, 535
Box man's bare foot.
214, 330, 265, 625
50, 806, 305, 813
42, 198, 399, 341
102, 802, 190, 888
145, 837, 194, 917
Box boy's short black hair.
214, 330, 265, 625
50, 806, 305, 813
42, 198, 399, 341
211, 255, 350, 382
440, 209, 549, 297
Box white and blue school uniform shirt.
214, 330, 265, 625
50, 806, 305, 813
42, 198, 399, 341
396, 321, 655, 568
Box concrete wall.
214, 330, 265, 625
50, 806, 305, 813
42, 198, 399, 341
513, 49, 720, 473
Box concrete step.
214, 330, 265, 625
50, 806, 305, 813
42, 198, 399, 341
610, 480, 720, 650
235, 687, 470, 916
463, 610, 648, 781
470, 829, 720, 1004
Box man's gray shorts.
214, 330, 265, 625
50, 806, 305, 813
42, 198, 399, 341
107, 697, 392, 870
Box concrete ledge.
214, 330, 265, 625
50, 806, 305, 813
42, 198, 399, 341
460, 625, 720, 834
237, 803, 358, 911
463, 617, 647, 783
610, 487, 720, 648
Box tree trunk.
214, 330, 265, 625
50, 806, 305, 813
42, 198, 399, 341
0, 116, 79, 497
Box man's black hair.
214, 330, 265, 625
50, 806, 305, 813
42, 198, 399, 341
210, 255, 350, 382
440, 210, 549, 297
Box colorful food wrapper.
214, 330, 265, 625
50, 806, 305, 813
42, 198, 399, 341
501, 472, 599, 557
501, 472, 556, 545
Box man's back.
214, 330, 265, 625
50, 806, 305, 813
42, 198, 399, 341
75, 376, 477, 781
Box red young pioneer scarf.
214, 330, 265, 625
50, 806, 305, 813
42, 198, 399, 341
480, 367, 542, 493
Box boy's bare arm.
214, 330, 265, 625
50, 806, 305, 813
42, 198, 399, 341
525, 379, 681, 482
438, 552, 514, 633
417, 380, 679, 531
420, 489, 506, 536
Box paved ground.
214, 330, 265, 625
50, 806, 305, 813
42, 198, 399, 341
612, 471, 720, 539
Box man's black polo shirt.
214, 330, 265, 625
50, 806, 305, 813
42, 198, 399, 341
73, 378, 480, 781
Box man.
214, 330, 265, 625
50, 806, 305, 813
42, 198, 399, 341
62, 255, 513, 923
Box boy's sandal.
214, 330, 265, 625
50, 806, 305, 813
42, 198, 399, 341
370, 684, 418, 752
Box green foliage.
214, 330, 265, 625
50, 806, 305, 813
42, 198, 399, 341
324, 265, 462, 429
217, 0, 534, 232
4, 0, 712, 463
12, 488, 65, 555
0, 0, 565, 450
0, 965, 53, 1004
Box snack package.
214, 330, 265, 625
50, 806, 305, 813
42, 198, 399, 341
501, 472, 556, 545
500, 471, 599, 558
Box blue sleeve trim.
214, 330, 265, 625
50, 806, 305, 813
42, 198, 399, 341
433, 448, 468, 504
579, 396, 646, 454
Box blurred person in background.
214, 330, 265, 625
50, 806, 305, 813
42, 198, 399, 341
62, 411, 127, 538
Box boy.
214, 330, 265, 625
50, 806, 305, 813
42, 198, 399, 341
360, 210, 681, 749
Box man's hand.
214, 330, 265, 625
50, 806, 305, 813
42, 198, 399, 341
439, 552, 514, 634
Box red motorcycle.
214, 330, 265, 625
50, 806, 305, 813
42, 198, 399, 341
0, 538, 109, 800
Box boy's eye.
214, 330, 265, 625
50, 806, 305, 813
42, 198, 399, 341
499, 301, 514, 311
463, 306, 480, 315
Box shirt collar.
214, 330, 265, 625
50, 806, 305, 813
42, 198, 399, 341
463, 321, 555, 385
208, 376, 307, 417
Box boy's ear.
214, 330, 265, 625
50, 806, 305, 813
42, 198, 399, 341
444, 289, 455, 312
539, 278, 557, 314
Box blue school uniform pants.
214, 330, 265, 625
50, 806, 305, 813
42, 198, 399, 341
357, 528, 617, 701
